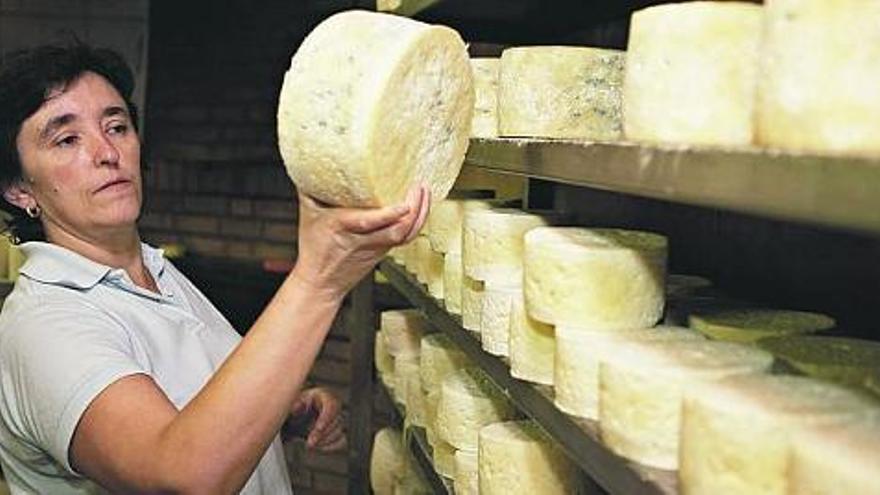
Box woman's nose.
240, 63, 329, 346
93, 134, 121, 167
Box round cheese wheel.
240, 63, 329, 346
498, 46, 625, 140
509, 293, 556, 385
436, 368, 515, 450
415, 240, 444, 298
371, 428, 406, 495
442, 252, 463, 314
757, 0, 880, 154
461, 275, 485, 331
420, 333, 468, 394
425, 192, 496, 254
471, 58, 500, 138
554, 325, 703, 419
478, 421, 577, 495
453, 449, 479, 495
480, 284, 520, 356
680, 374, 880, 495
599, 340, 773, 469
757, 336, 880, 388
789, 417, 880, 495
624, 2, 762, 146
689, 308, 835, 343
277, 10, 473, 206
524, 227, 667, 328
382, 309, 430, 357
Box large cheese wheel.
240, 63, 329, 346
371, 428, 406, 495
756, 0, 880, 154
680, 374, 880, 495
382, 309, 430, 357
509, 293, 556, 385
498, 46, 625, 140
461, 275, 485, 331
420, 333, 468, 394
624, 2, 762, 146
453, 449, 479, 495
471, 58, 500, 138
524, 227, 667, 328
277, 10, 473, 207
554, 325, 703, 419
789, 417, 880, 495
436, 368, 515, 450
442, 252, 463, 314
480, 284, 520, 356
462, 208, 561, 285
478, 421, 577, 495
424, 193, 496, 254
757, 336, 880, 388
599, 340, 773, 469
432, 437, 457, 478
689, 308, 835, 343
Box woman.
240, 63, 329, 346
0, 44, 428, 493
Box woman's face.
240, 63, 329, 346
11, 71, 142, 241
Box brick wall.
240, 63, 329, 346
143, 1, 358, 493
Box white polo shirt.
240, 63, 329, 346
0, 242, 292, 494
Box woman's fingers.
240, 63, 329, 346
402, 186, 431, 243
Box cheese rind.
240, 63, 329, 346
680, 374, 880, 495
432, 437, 456, 478
689, 308, 835, 343
421, 245, 445, 299
413, 236, 431, 284
524, 227, 667, 328
624, 2, 762, 146
395, 356, 425, 424
554, 325, 703, 419
757, 336, 880, 388
453, 449, 479, 495
442, 252, 463, 314
480, 284, 520, 356
277, 10, 473, 207
436, 368, 515, 450
509, 293, 556, 385
426, 198, 499, 255
789, 417, 880, 495
381, 309, 430, 357
371, 428, 406, 495
757, 0, 880, 153
420, 333, 468, 394
478, 421, 577, 495
471, 58, 500, 138
461, 276, 485, 331
498, 46, 625, 140
598, 340, 773, 469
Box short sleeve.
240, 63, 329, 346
0, 298, 147, 474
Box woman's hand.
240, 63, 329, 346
288, 387, 346, 452
293, 186, 430, 301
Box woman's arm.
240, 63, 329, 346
69, 187, 430, 494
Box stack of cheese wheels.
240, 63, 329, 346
623, 2, 762, 146
480, 285, 521, 356
395, 356, 425, 425
453, 449, 479, 495
599, 340, 774, 469
461, 275, 485, 331
757, 0, 880, 154
524, 227, 668, 329
789, 416, 880, 494
471, 58, 500, 138
554, 325, 703, 419
370, 428, 406, 495
418, 236, 445, 298
374, 331, 395, 391
412, 236, 432, 284
680, 374, 880, 495
277, 10, 473, 207
479, 421, 577, 495
420, 333, 468, 394
689, 308, 835, 343
498, 46, 625, 140
436, 368, 515, 451
509, 293, 556, 385
442, 252, 464, 314
382, 309, 429, 393
666, 273, 713, 299
758, 336, 880, 388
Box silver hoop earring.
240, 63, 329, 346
25, 204, 41, 219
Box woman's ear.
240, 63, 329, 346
3, 182, 34, 210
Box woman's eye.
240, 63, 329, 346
56, 135, 79, 147
108, 123, 128, 135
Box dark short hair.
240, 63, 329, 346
0, 42, 139, 243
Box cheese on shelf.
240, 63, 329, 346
375, 330, 395, 376
395, 356, 423, 421
471, 58, 500, 138
524, 227, 667, 328
689, 308, 835, 343
555, 325, 703, 419
479, 421, 577, 495
453, 449, 479, 495
277, 10, 473, 207
371, 427, 406, 495
461, 275, 485, 331
421, 245, 445, 299
420, 333, 468, 394
757, 335, 880, 388
402, 239, 419, 274
680, 374, 880, 495
425, 193, 496, 254
624, 2, 762, 146
498, 46, 625, 140
436, 368, 515, 450
480, 284, 520, 356
413, 236, 432, 284
462, 208, 561, 286
599, 340, 773, 470
381, 309, 430, 357
443, 252, 463, 314
509, 293, 556, 385
396, 451, 433, 495
666, 273, 713, 298
424, 389, 440, 448
789, 417, 880, 495
757, 0, 880, 154
432, 437, 457, 478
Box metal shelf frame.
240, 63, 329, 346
377, 259, 676, 495
466, 137, 880, 237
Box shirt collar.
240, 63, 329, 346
18, 241, 167, 290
